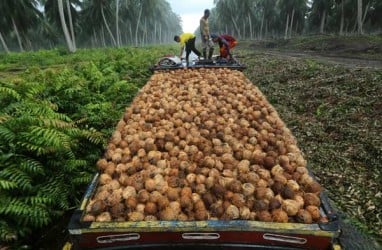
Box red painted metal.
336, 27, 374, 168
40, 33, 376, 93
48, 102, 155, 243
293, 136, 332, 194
74, 231, 333, 249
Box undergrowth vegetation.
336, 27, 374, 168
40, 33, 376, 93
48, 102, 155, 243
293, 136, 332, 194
0, 46, 176, 246
239, 49, 382, 241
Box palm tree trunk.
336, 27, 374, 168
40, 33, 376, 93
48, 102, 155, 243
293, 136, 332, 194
284, 13, 289, 40
25, 38, 32, 50
116, 0, 120, 47
231, 16, 241, 38
101, 4, 116, 46
92, 29, 97, 47
143, 18, 147, 45
158, 24, 161, 44
101, 26, 106, 47
129, 24, 133, 44
260, 11, 264, 40
135, 4, 143, 46
58, 0, 75, 52
289, 8, 295, 38
66, 0, 76, 50
242, 21, 245, 39
0, 30, 10, 53
248, 14, 253, 40
154, 22, 157, 44
362, 2, 370, 28
357, 0, 363, 34
320, 9, 326, 34
12, 18, 24, 52
339, 0, 344, 35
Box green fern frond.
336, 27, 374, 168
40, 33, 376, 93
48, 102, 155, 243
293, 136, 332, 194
0, 168, 32, 191
4, 114, 39, 128
0, 198, 30, 216
74, 117, 88, 125
0, 221, 18, 242
82, 127, 106, 145
63, 86, 84, 96
0, 197, 51, 228
22, 126, 72, 153
0, 125, 15, 142
25, 196, 54, 206
19, 157, 44, 175
0, 179, 18, 190
0, 153, 13, 163
0, 114, 11, 123
63, 149, 76, 160
23, 82, 45, 99
64, 159, 88, 172
41, 118, 74, 129
71, 173, 94, 187
38, 176, 71, 210
0, 86, 21, 101
36, 100, 59, 112
17, 141, 50, 156
23, 102, 59, 118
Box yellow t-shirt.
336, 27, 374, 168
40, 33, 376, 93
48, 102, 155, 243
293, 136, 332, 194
179, 33, 196, 46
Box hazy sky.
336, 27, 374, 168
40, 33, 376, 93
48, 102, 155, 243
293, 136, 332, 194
167, 0, 215, 33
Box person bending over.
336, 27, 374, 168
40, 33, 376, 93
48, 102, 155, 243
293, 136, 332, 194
211, 34, 237, 60
174, 33, 201, 66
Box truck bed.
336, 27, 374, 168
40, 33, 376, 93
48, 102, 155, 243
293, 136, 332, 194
68, 174, 341, 250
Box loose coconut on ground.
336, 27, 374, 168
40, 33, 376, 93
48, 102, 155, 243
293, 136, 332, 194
84, 68, 323, 223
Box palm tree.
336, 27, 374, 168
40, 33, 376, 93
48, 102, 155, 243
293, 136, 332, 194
0, 31, 9, 53
257, 0, 278, 39
335, 0, 345, 35
214, 0, 243, 37
81, 0, 117, 47
0, 14, 10, 53
278, 0, 307, 39
58, 0, 76, 52
0, 0, 42, 51
309, 0, 334, 34
116, 0, 181, 45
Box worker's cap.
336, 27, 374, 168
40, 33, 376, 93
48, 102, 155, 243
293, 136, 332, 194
211, 34, 218, 39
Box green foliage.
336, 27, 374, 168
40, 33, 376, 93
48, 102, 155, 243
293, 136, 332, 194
0, 80, 104, 242
0, 45, 170, 246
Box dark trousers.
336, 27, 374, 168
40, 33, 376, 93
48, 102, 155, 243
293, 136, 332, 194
185, 37, 201, 62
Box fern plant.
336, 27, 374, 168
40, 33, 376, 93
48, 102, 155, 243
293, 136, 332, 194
0, 80, 104, 243
0, 46, 174, 246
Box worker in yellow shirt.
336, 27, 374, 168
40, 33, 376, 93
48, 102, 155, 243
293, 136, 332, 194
174, 33, 201, 66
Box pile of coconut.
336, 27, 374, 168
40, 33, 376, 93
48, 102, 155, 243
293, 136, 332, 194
83, 68, 323, 224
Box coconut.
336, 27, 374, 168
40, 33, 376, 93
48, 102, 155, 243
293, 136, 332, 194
272, 209, 289, 223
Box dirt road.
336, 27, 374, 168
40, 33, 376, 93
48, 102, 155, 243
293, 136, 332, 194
255, 49, 382, 69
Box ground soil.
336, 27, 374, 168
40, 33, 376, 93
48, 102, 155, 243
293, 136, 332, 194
247, 34, 382, 69
256, 50, 382, 69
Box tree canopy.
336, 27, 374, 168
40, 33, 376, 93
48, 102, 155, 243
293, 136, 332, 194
1, 0, 381, 52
